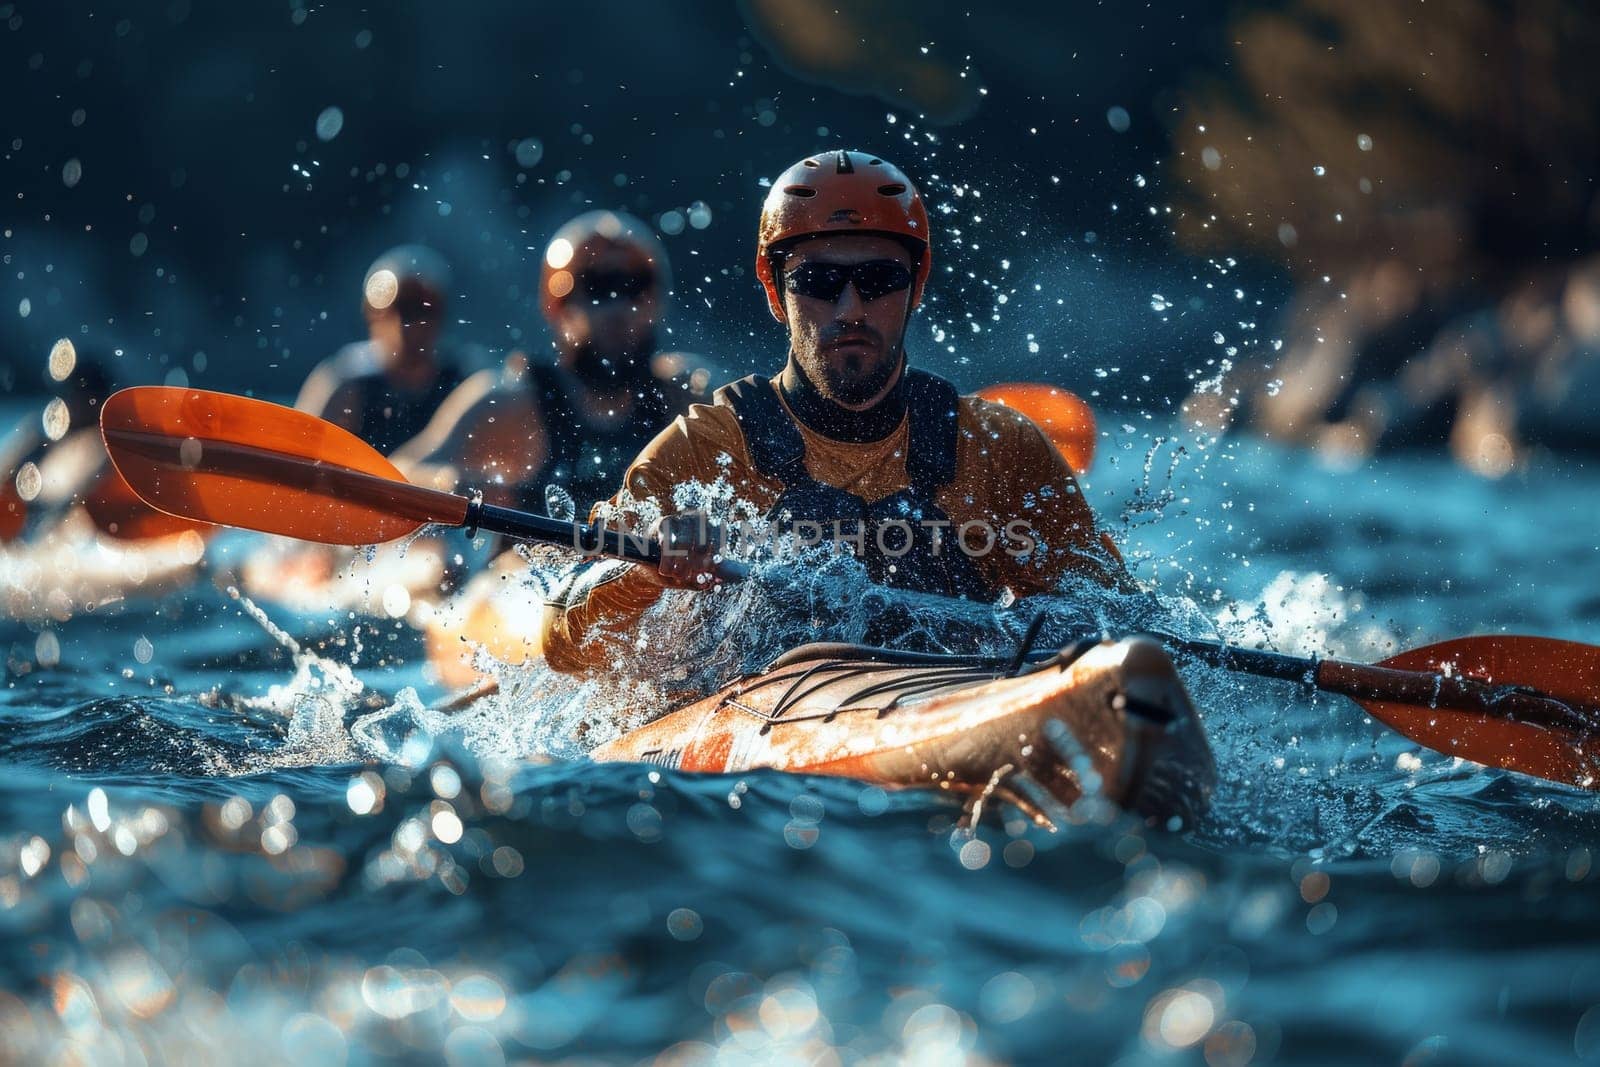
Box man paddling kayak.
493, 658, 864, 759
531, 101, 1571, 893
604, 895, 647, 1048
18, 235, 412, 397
540, 150, 1127, 674
240, 247, 477, 611
394, 211, 707, 516
294, 245, 472, 456
242, 216, 708, 614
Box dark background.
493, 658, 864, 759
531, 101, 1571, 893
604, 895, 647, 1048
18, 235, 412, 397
1, 0, 1257, 408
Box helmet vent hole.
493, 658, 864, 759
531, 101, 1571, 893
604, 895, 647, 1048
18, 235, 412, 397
784, 184, 817, 198
877, 183, 907, 196
868, 158, 883, 165
802, 159, 821, 168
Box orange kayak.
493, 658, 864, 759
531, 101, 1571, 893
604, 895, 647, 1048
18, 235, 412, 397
429, 616, 1215, 824
591, 636, 1213, 825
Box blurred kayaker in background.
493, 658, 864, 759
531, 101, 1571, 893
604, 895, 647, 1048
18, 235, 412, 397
293, 245, 469, 456
245, 216, 707, 616
2, 350, 208, 620
394, 210, 708, 518
2, 352, 117, 539
240, 246, 477, 613
539, 150, 1128, 675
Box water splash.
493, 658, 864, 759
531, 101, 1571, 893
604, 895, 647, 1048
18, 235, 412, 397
220, 586, 365, 771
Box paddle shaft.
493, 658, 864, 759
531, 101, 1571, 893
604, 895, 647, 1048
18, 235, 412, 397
457, 496, 1589, 728
1159, 634, 1595, 730
466, 499, 662, 567
360, 480, 1596, 729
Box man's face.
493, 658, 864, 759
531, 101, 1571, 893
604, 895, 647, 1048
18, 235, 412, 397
366, 280, 443, 368
366, 307, 442, 365
549, 249, 662, 371
780, 234, 916, 409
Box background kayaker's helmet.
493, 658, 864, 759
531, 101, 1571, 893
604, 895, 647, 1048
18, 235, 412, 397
755, 149, 932, 323
540, 210, 671, 324
362, 244, 451, 324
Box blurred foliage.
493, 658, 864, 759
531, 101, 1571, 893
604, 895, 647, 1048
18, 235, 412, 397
1173, 0, 1600, 283
741, 0, 983, 123
1172, 0, 1600, 471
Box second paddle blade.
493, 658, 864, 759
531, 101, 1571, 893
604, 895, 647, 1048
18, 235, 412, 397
100, 387, 467, 545
976, 383, 1097, 475
1367, 635, 1600, 790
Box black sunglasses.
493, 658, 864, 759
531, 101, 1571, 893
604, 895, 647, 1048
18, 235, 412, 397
577, 269, 654, 302
784, 259, 914, 303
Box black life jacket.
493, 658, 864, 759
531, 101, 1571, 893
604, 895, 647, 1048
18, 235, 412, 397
340, 362, 465, 456
713, 370, 992, 600
519, 361, 692, 516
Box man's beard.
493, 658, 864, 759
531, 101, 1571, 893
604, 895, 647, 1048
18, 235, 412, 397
807, 326, 903, 406
563, 338, 653, 390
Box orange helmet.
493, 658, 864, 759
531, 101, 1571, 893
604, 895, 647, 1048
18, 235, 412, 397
540, 210, 670, 322
362, 244, 451, 322
755, 150, 932, 322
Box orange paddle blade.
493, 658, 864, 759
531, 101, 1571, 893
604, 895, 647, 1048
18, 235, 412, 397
100, 387, 468, 546
1357, 635, 1600, 789
82, 465, 214, 541
976, 383, 1097, 475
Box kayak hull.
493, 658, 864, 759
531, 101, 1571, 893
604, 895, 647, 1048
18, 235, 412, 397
593, 637, 1215, 826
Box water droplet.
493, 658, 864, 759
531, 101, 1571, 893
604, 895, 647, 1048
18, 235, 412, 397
15, 462, 41, 501
346, 775, 379, 815
364, 268, 398, 310
315, 106, 344, 142
958, 838, 991, 869
513, 137, 543, 168
667, 907, 703, 941
42, 397, 71, 440
35, 630, 60, 668
48, 337, 76, 381
544, 484, 575, 522
381, 584, 410, 618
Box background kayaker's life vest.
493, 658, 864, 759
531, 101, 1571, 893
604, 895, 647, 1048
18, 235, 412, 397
713, 370, 991, 600
520, 360, 688, 515
313, 342, 467, 455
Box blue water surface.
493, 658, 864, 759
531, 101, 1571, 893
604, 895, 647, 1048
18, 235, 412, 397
2, 428, 1599, 1066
